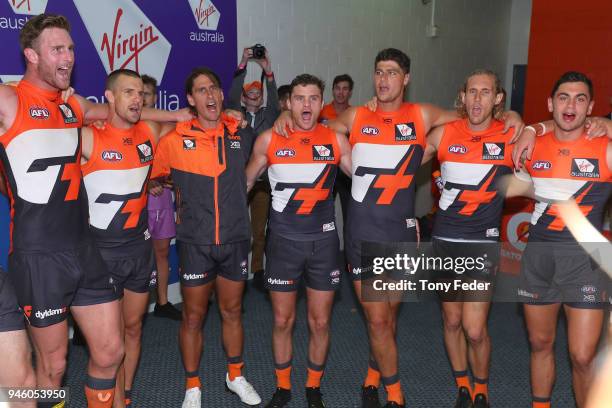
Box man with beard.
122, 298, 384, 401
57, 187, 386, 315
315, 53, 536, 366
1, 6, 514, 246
422, 70, 514, 408
81, 69, 175, 407
246, 74, 352, 408
151, 67, 261, 408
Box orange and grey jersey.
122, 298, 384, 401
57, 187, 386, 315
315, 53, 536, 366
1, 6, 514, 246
520, 132, 611, 242
151, 116, 254, 245
81, 121, 155, 251
0, 80, 88, 253
347, 104, 426, 242
266, 124, 340, 240
433, 119, 515, 241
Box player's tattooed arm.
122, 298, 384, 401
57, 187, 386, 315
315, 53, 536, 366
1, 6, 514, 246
245, 130, 271, 192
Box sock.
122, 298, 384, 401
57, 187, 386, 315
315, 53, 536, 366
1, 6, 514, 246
532, 396, 551, 408
364, 357, 381, 388
124, 389, 132, 406
473, 377, 488, 399
274, 360, 292, 390
306, 360, 325, 388
382, 375, 404, 405
227, 355, 244, 381
453, 370, 473, 397
185, 370, 201, 390
84, 376, 116, 408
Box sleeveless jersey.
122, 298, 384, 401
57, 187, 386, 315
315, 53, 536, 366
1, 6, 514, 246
433, 119, 514, 240
81, 121, 155, 250
320, 103, 339, 122
347, 103, 426, 242
0, 80, 87, 252
267, 124, 340, 240
521, 132, 611, 242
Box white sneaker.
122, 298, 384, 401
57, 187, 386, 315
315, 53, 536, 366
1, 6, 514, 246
182, 387, 201, 408
225, 373, 262, 405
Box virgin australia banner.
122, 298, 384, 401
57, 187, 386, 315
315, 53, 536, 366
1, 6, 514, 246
0, 0, 237, 270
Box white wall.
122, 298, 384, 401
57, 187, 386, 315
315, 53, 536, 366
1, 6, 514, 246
504, 0, 532, 109
237, 0, 514, 217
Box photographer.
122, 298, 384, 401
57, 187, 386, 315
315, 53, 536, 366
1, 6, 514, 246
228, 45, 280, 283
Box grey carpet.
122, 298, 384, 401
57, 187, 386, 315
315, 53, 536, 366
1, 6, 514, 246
64, 278, 577, 407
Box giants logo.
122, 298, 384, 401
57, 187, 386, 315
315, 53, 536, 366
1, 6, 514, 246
188, 0, 221, 30
7, 0, 48, 15
73, 0, 171, 82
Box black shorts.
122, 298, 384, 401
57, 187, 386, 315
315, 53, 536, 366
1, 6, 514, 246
346, 238, 418, 282
0, 270, 24, 332
430, 238, 498, 302
178, 240, 249, 287
99, 242, 154, 296
265, 233, 341, 292
8, 243, 118, 328
518, 242, 608, 309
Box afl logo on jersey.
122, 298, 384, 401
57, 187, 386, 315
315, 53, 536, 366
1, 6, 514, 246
183, 139, 196, 150
395, 122, 416, 141
313, 144, 335, 161
137, 141, 153, 163
532, 160, 552, 170
275, 149, 295, 157
101, 150, 123, 162
448, 144, 467, 154
482, 142, 505, 160
571, 158, 599, 178
361, 126, 379, 136
29, 107, 50, 119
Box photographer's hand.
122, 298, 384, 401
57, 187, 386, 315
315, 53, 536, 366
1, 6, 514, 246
255, 49, 272, 75
240, 47, 252, 68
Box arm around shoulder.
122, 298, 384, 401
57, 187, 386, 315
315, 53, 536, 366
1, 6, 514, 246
245, 130, 272, 192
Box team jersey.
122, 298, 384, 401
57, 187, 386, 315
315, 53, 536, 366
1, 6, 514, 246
151, 116, 254, 245
320, 103, 346, 122
520, 131, 611, 242
433, 119, 515, 240
0, 80, 88, 252
266, 124, 340, 240
81, 121, 155, 250
347, 103, 426, 242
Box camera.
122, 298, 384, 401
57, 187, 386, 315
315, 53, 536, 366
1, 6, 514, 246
251, 44, 266, 59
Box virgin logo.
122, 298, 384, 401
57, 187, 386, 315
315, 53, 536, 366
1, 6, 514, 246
101, 8, 159, 73
188, 0, 221, 30
8, 0, 48, 15
73, 0, 171, 82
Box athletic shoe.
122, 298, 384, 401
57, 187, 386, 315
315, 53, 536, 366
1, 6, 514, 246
473, 393, 489, 408
154, 302, 182, 320
361, 385, 381, 408
225, 373, 262, 405
454, 387, 473, 408
265, 388, 291, 408
306, 387, 326, 408
181, 387, 201, 408
383, 402, 404, 408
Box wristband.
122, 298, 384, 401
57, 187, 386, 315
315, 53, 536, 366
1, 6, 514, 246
537, 122, 547, 134
238, 63, 246, 70
265, 71, 274, 79
524, 125, 536, 135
